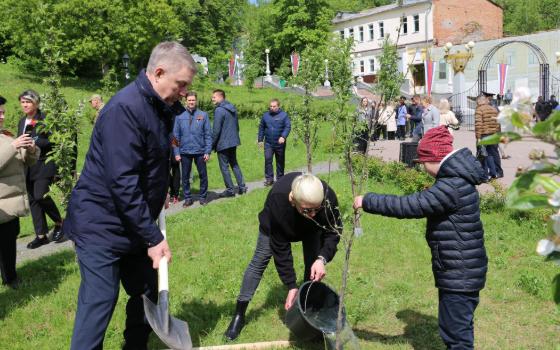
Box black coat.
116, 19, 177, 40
63, 70, 184, 249
17, 113, 57, 180
362, 148, 488, 292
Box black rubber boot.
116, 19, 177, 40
224, 300, 249, 341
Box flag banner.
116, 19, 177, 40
228, 56, 235, 79
497, 63, 509, 96
424, 60, 436, 96
291, 52, 300, 76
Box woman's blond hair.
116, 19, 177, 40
439, 98, 450, 112
291, 174, 324, 205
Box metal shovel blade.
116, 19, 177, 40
143, 290, 193, 350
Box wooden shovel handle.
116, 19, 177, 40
193, 340, 292, 350
158, 210, 168, 292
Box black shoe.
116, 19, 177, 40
264, 180, 274, 187
182, 199, 194, 208
52, 225, 64, 243
224, 300, 249, 341
219, 191, 235, 198
199, 198, 207, 206
238, 186, 248, 195
27, 236, 49, 249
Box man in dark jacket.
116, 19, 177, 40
354, 126, 488, 350
212, 89, 247, 197
63, 42, 196, 350
224, 172, 342, 341
407, 94, 424, 141
258, 98, 291, 186
173, 91, 212, 206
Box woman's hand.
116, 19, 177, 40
285, 288, 298, 310
12, 134, 33, 149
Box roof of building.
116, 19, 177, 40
332, 1, 431, 24
332, 0, 502, 25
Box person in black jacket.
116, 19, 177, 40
212, 89, 247, 197
17, 89, 64, 248
354, 125, 488, 350
224, 172, 342, 341
63, 42, 196, 350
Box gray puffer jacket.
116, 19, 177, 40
362, 147, 488, 292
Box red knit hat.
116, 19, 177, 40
416, 126, 454, 163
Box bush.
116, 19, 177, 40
352, 155, 433, 194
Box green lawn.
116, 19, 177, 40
0, 61, 337, 238
1, 172, 558, 349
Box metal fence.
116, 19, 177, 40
448, 81, 479, 131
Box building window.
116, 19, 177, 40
528, 51, 538, 65
506, 52, 513, 66
368, 24, 374, 41
379, 22, 384, 38
413, 14, 420, 32
369, 59, 375, 72
349, 28, 354, 40
339, 30, 345, 40
401, 16, 408, 34
438, 59, 447, 80
359, 26, 364, 42
360, 60, 365, 73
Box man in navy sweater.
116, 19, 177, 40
258, 99, 291, 186
63, 42, 196, 350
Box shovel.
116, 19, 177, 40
143, 209, 193, 350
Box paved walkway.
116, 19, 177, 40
16, 161, 340, 265
366, 129, 556, 193
16, 131, 554, 264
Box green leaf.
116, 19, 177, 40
510, 112, 525, 128
479, 132, 521, 145
533, 174, 560, 193
507, 194, 550, 210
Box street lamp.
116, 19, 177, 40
265, 48, 272, 82
122, 53, 130, 82
443, 41, 475, 74
324, 59, 331, 87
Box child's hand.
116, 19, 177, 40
353, 196, 363, 209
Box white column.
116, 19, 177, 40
265, 48, 272, 82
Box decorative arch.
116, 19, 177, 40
477, 40, 550, 98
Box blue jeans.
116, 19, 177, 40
264, 145, 286, 182
438, 290, 480, 350
180, 154, 208, 200
217, 147, 245, 194
481, 137, 502, 178
71, 242, 157, 350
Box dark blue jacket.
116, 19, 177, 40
212, 100, 240, 152
173, 108, 212, 156
362, 148, 488, 292
63, 70, 184, 248
258, 109, 291, 147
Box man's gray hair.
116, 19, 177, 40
146, 41, 197, 75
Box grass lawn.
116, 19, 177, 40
1, 172, 558, 349
0, 62, 338, 238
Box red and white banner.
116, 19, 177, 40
228, 56, 235, 79
424, 60, 436, 96
291, 52, 300, 76
497, 63, 509, 96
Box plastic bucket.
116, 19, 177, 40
285, 281, 345, 341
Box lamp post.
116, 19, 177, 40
444, 41, 475, 113
122, 53, 130, 82
324, 59, 331, 87
265, 48, 272, 82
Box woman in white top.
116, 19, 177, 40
439, 99, 459, 134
